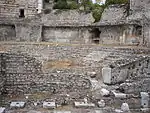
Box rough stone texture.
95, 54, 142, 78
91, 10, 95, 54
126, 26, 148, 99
42, 27, 91, 43
0, 44, 149, 112
0, 0, 39, 18
15, 24, 41, 41
0, 25, 16, 41
42, 10, 95, 27
99, 5, 127, 25
99, 26, 124, 44
0, 48, 91, 102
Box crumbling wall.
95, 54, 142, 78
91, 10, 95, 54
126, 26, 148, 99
130, 0, 150, 12
102, 56, 150, 94
0, 52, 91, 97
0, 24, 16, 41
0, 0, 38, 18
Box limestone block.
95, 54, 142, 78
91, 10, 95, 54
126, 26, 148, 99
0, 107, 5, 113
100, 88, 110, 96
10, 101, 25, 108
118, 69, 128, 82
121, 103, 130, 112
141, 92, 149, 108
112, 91, 127, 99
43, 101, 56, 109
74, 102, 95, 108
102, 67, 112, 84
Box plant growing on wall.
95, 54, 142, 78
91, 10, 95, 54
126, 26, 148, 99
53, 0, 70, 9
105, 0, 129, 6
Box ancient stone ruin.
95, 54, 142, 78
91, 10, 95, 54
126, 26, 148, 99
0, 0, 150, 113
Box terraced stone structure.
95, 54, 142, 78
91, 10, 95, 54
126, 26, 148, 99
0, 0, 150, 113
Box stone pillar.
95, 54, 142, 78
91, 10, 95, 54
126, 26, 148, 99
102, 67, 112, 84
37, 0, 43, 14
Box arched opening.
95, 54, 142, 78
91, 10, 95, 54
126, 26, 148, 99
91, 28, 101, 44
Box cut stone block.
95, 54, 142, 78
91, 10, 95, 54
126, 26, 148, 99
100, 88, 110, 96
121, 103, 130, 112
10, 101, 25, 108
43, 101, 56, 109
102, 67, 112, 84
0, 107, 5, 113
112, 91, 127, 98
74, 101, 95, 108
141, 92, 149, 108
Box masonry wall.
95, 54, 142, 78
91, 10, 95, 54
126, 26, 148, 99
15, 24, 41, 41
99, 26, 124, 44
130, 0, 150, 12
143, 25, 150, 47
0, 52, 91, 101
102, 56, 150, 94
0, 24, 16, 41
0, 0, 38, 18
42, 27, 92, 43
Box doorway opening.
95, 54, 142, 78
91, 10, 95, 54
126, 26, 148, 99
19, 9, 25, 18
91, 28, 101, 44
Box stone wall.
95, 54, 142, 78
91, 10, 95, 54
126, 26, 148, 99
0, 24, 16, 41
102, 56, 150, 84
0, 0, 39, 18
99, 26, 124, 44
130, 0, 150, 12
0, 51, 91, 100
16, 24, 41, 41
99, 5, 127, 25
0, 53, 5, 96
42, 27, 91, 43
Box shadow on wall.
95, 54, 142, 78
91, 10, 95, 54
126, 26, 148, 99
90, 28, 101, 44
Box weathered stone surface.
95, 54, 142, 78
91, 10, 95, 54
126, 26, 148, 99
102, 67, 112, 84
0, 107, 5, 113
121, 103, 130, 112
43, 101, 56, 109
140, 92, 149, 108
74, 102, 95, 108
10, 102, 25, 108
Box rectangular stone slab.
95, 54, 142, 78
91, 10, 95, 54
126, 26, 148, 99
10, 101, 25, 108
74, 102, 95, 108
43, 101, 56, 109
0, 107, 5, 113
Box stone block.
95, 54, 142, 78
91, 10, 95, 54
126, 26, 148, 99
102, 67, 112, 84
121, 103, 130, 112
140, 92, 149, 108
10, 101, 25, 108
74, 101, 95, 108
0, 107, 5, 113
100, 88, 110, 96
112, 91, 127, 99
43, 101, 56, 109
